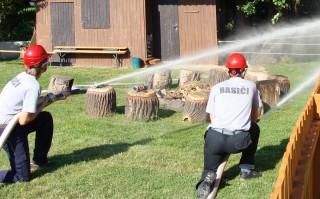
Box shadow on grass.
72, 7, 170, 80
158, 108, 176, 118
115, 105, 176, 119
31, 138, 153, 180
116, 105, 125, 114
219, 138, 289, 189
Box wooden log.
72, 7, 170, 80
152, 69, 172, 89
179, 69, 201, 87
47, 75, 74, 94
209, 68, 229, 86
182, 91, 210, 123
256, 79, 280, 113
125, 90, 159, 121
273, 75, 290, 98
144, 73, 154, 89
85, 86, 116, 117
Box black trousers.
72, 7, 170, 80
196, 122, 260, 188
0, 111, 53, 183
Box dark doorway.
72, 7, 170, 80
50, 2, 75, 66
153, 0, 180, 61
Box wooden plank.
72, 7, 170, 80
54, 46, 127, 50
0, 50, 55, 54
53, 50, 127, 54
0, 50, 22, 53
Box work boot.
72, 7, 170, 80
197, 171, 216, 198
30, 161, 54, 171
240, 170, 262, 181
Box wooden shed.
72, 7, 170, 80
35, 0, 218, 67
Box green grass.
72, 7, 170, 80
0, 59, 319, 199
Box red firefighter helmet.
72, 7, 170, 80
225, 53, 248, 69
23, 45, 51, 69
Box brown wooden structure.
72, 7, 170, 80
34, 0, 219, 67
270, 76, 320, 199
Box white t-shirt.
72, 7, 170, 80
0, 72, 41, 124
206, 77, 262, 131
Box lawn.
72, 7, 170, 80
0, 59, 318, 199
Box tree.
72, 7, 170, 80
0, 0, 35, 41
238, 0, 320, 24
238, 0, 290, 24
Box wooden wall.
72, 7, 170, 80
178, 0, 218, 65
36, 0, 147, 67
35, 0, 218, 67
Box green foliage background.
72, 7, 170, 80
0, 1, 35, 41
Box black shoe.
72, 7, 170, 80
240, 170, 262, 181
30, 161, 54, 171
197, 171, 216, 198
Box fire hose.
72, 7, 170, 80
0, 89, 80, 149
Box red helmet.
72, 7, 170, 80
225, 53, 248, 69
24, 45, 51, 69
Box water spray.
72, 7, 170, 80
259, 67, 320, 120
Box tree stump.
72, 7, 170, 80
256, 80, 280, 113
47, 75, 74, 94
179, 69, 201, 87
179, 81, 211, 97
125, 90, 159, 121
273, 75, 290, 98
152, 69, 172, 89
182, 91, 210, 123
144, 73, 154, 89
209, 68, 229, 86
86, 86, 117, 117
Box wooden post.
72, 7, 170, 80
47, 75, 74, 94
85, 86, 116, 117
179, 69, 201, 87
125, 90, 159, 121
256, 79, 280, 113
182, 91, 210, 123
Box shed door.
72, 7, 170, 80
50, 3, 75, 65
157, 0, 180, 61
178, 0, 218, 65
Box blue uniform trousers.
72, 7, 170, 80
0, 111, 53, 183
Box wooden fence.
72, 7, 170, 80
270, 76, 320, 199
